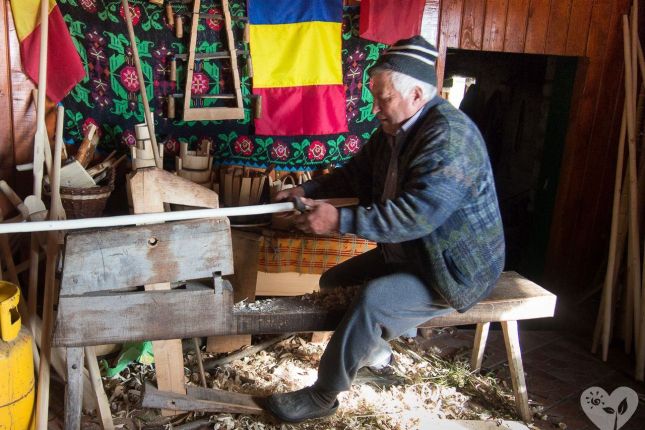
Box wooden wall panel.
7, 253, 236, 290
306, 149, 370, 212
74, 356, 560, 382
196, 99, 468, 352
0, 0, 14, 216
544, 2, 613, 276
546, 0, 630, 292
437, 0, 464, 89
433, 0, 633, 296
422, 0, 442, 46
545, 0, 572, 54
460, 0, 486, 50
524, 0, 552, 53
482, 0, 509, 51
504, 0, 530, 52
565, 0, 593, 56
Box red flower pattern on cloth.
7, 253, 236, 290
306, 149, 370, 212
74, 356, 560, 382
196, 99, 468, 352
191, 72, 210, 95
119, 4, 141, 26
342, 135, 361, 155
307, 140, 327, 161
120, 66, 140, 92
233, 136, 254, 156
270, 140, 290, 161
80, 0, 97, 13
121, 130, 136, 147
206, 8, 223, 31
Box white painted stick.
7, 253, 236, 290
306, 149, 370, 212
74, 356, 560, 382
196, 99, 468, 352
0, 202, 296, 234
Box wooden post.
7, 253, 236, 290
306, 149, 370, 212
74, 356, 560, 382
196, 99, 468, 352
622, 15, 641, 362
129, 167, 220, 415
35, 106, 65, 430
121, 0, 162, 168
597, 106, 627, 360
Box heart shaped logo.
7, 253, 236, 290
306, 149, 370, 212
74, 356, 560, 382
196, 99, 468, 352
580, 386, 638, 430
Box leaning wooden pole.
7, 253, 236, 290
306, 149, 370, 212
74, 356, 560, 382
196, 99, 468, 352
622, 14, 641, 354
34, 106, 64, 430
597, 106, 628, 359
28, 0, 50, 357
121, 0, 162, 169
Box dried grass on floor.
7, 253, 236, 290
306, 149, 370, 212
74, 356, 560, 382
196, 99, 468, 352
92, 334, 561, 430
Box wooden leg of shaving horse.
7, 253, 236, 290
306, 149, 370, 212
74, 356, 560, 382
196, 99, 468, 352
85, 347, 115, 430
501, 321, 532, 422
470, 322, 490, 373
64, 347, 85, 430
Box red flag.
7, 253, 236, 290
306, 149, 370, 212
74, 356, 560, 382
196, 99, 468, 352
359, 0, 426, 45
10, 0, 86, 102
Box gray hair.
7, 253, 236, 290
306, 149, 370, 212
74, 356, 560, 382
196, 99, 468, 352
369, 66, 437, 101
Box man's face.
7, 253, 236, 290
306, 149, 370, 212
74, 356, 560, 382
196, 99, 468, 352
370, 72, 422, 135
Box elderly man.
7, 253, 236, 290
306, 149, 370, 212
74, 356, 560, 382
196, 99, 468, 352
265, 35, 505, 423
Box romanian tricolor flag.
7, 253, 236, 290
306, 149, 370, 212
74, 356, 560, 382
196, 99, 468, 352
10, 0, 85, 103
249, 0, 348, 136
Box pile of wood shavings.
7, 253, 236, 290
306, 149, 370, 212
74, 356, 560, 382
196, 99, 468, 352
94, 334, 558, 430
234, 286, 361, 313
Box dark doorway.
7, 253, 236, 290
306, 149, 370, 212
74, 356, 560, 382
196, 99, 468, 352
444, 49, 578, 281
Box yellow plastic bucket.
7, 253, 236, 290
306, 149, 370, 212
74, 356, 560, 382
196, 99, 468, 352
0, 281, 35, 430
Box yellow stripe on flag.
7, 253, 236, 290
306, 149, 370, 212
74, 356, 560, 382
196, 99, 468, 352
10, 0, 57, 42
250, 21, 342, 88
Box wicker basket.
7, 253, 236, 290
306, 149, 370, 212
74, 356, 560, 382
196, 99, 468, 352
47, 167, 115, 219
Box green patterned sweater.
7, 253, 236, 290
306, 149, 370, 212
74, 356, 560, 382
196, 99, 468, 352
302, 97, 505, 312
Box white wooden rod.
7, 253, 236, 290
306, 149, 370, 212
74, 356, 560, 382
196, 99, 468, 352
0, 202, 296, 234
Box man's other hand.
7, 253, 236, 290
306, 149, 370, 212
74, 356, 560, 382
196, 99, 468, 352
294, 198, 339, 235
273, 186, 305, 202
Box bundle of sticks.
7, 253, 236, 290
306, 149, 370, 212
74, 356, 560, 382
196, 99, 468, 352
593, 0, 645, 381
216, 165, 268, 207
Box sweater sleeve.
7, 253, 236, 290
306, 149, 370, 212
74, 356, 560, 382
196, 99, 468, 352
338, 125, 479, 243
300, 134, 377, 201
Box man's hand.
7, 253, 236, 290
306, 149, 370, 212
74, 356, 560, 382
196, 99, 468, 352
294, 198, 339, 235
273, 186, 305, 202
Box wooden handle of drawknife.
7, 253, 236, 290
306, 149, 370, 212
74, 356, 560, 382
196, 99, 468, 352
175, 15, 183, 38
167, 96, 176, 119
165, 3, 174, 26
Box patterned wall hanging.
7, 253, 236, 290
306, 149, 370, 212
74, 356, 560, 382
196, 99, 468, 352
57, 0, 387, 171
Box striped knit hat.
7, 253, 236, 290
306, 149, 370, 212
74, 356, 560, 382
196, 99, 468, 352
371, 36, 438, 87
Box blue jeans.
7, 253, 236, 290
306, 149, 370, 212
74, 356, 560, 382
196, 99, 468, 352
314, 248, 453, 392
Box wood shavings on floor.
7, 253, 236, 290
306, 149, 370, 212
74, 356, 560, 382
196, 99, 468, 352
92, 335, 563, 430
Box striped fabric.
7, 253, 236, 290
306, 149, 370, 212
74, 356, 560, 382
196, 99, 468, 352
258, 231, 376, 274
248, 0, 348, 136
10, 0, 85, 102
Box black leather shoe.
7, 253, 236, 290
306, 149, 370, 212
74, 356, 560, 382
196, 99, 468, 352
264, 387, 339, 423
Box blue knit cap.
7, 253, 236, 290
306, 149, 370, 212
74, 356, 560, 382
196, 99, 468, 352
371, 36, 438, 87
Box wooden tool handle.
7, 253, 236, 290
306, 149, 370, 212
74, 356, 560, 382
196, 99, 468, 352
166, 3, 174, 26
170, 58, 177, 82
167, 95, 176, 119
175, 15, 183, 38
252, 94, 262, 119
76, 124, 98, 168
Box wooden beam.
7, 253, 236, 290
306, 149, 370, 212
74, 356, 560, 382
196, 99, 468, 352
142, 383, 263, 415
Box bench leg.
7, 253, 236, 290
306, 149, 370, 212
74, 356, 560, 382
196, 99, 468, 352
501, 320, 532, 422
85, 346, 115, 430
471, 322, 490, 372
64, 347, 85, 430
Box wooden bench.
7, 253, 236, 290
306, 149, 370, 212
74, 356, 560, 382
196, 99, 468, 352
52, 219, 555, 425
